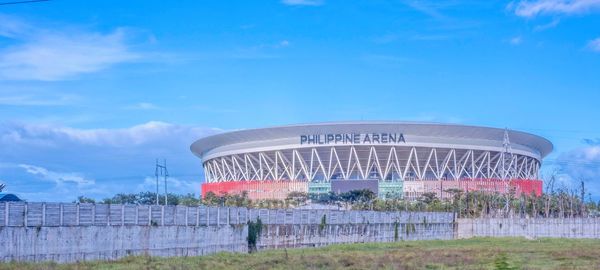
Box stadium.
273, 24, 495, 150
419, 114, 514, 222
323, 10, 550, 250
190, 122, 553, 200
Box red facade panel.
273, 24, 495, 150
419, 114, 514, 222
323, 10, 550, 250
417, 179, 542, 199
202, 179, 542, 201
202, 181, 309, 200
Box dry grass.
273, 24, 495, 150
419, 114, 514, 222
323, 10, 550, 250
2, 238, 600, 270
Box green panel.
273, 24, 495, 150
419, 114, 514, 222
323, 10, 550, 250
378, 181, 403, 199
308, 182, 331, 195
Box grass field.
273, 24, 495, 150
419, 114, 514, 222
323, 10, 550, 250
2, 237, 600, 270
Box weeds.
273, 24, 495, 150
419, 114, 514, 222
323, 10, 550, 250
247, 217, 263, 253
1, 238, 600, 270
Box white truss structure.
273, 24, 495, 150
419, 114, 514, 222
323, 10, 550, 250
203, 146, 540, 183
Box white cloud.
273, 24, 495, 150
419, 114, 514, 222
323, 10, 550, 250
0, 121, 220, 201
279, 40, 290, 47
554, 140, 600, 195
533, 18, 561, 31
402, 0, 446, 19
125, 102, 160, 110
18, 164, 95, 186
587, 37, 600, 52
0, 94, 78, 106
281, 0, 323, 6
0, 14, 30, 38
1, 121, 219, 147
510, 36, 523, 45
512, 0, 600, 17
0, 15, 140, 81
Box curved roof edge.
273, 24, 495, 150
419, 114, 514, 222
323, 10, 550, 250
191, 121, 554, 159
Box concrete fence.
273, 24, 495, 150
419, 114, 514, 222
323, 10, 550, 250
0, 202, 454, 228
4, 202, 600, 264
457, 218, 600, 239
0, 202, 249, 263
247, 209, 455, 249
0, 202, 455, 263
0, 202, 248, 227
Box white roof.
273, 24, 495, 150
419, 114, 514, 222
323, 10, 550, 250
190, 121, 553, 160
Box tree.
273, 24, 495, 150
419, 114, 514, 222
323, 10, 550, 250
339, 189, 376, 209
346, 189, 376, 204
92, 191, 201, 205
134, 192, 152, 205
0, 183, 5, 192
286, 191, 308, 207
103, 193, 137, 204
445, 188, 464, 216
420, 192, 438, 205
76, 196, 96, 203
178, 193, 201, 206
309, 191, 340, 204
202, 191, 222, 206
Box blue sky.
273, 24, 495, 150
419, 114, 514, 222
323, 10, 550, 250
0, 0, 599, 201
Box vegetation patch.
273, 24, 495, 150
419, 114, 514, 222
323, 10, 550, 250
394, 221, 399, 241
247, 217, 263, 253
319, 214, 327, 233
3, 238, 600, 270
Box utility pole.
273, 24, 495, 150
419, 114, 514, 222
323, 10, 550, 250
163, 159, 169, 205
155, 159, 159, 205
155, 159, 169, 205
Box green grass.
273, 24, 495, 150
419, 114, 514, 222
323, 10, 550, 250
3, 238, 600, 270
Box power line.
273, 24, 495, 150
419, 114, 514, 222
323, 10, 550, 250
0, 0, 49, 5
155, 159, 169, 205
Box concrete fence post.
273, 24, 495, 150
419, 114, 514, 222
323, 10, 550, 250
42, 203, 46, 226
121, 205, 125, 226
196, 206, 200, 226
59, 203, 64, 226
23, 203, 28, 227
206, 206, 210, 226
76, 204, 80, 226
107, 204, 111, 226
184, 206, 188, 226
2, 202, 6, 226
161, 205, 165, 226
